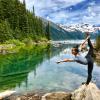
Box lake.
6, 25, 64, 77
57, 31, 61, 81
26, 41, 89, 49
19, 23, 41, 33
0, 40, 100, 94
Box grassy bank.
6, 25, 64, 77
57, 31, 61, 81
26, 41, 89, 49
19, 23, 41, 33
96, 36, 100, 50
0, 38, 49, 54
94, 35, 100, 65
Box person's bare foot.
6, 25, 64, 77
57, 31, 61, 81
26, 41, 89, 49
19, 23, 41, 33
85, 32, 90, 38
86, 32, 89, 36
82, 82, 89, 86
82, 82, 86, 85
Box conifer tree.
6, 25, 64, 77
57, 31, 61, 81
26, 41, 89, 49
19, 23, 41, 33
0, 0, 50, 42
46, 21, 50, 40
33, 5, 35, 16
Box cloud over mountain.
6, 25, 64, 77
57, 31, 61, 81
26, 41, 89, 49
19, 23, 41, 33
20, 0, 100, 25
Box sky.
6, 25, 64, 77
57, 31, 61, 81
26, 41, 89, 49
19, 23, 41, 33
19, 0, 100, 25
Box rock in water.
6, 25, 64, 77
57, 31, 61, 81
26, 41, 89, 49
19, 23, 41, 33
42, 92, 71, 100
71, 83, 100, 100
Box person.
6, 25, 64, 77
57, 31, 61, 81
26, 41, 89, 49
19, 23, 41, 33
57, 33, 94, 85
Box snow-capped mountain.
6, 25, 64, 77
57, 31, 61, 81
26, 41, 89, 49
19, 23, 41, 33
58, 23, 100, 33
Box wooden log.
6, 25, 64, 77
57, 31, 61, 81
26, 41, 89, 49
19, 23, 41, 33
0, 90, 16, 100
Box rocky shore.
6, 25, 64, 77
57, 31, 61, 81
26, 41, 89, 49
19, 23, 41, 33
1, 83, 100, 100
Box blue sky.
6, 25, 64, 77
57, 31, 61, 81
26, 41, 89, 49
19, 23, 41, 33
20, 0, 100, 25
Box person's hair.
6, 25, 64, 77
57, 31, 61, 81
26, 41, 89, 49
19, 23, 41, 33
73, 45, 79, 53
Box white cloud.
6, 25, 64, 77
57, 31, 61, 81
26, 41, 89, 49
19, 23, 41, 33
19, 0, 100, 25
23, 0, 85, 15
87, 7, 92, 12
89, 1, 96, 6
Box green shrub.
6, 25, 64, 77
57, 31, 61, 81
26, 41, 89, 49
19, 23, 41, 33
5, 39, 25, 46
96, 36, 100, 50
22, 38, 33, 46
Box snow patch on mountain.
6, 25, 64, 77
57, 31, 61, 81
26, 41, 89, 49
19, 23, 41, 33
58, 23, 100, 33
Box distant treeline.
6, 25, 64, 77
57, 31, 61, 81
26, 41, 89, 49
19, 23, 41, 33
0, 0, 49, 43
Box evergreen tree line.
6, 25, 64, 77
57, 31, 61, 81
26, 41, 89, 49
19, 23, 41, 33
0, 0, 49, 43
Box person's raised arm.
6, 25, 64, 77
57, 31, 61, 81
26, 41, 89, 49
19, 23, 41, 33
79, 34, 90, 51
56, 58, 74, 64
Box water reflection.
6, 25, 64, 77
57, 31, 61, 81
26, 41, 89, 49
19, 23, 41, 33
0, 42, 100, 94
0, 45, 50, 91
0, 44, 68, 92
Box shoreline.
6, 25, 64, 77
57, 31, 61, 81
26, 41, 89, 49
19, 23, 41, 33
0, 40, 50, 54
1, 83, 100, 100
0, 89, 72, 100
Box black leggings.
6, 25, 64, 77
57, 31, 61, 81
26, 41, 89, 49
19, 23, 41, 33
85, 38, 94, 84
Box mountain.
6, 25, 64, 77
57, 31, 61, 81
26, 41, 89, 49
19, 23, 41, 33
49, 22, 85, 40
58, 23, 99, 33
42, 18, 98, 40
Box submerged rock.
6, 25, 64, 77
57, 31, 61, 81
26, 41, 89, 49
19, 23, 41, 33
42, 92, 71, 100
7, 93, 42, 100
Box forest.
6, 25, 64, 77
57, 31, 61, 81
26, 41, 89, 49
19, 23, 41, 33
0, 0, 49, 43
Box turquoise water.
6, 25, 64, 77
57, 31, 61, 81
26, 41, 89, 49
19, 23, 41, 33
0, 42, 100, 94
